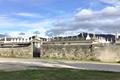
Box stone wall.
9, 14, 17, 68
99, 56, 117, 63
0, 45, 33, 58
1, 41, 120, 63
41, 44, 120, 62
41, 44, 95, 60
94, 45, 120, 62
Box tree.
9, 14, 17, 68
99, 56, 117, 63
19, 32, 25, 35
33, 31, 40, 36
19, 32, 25, 38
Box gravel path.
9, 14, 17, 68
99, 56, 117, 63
0, 58, 120, 72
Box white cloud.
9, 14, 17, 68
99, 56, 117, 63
0, 14, 54, 37
101, 6, 118, 15
100, 0, 120, 6
46, 6, 120, 36
15, 12, 43, 18
1, 5, 120, 37
76, 9, 93, 16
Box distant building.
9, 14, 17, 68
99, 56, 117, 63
0, 32, 117, 45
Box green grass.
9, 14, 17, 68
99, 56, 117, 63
0, 68, 120, 80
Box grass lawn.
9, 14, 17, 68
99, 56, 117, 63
0, 68, 120, 80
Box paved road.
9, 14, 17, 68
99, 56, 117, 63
0, 58, 120, 72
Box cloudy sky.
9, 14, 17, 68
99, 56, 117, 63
0, 0, 120, 37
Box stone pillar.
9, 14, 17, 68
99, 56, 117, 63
115, 32, 119, 39
86, 34, 91, 40
17, 38, 19, 42
13, 38, 16, 42
15, 39, 17, 42
30, 38, 32, 42
115, 32, 119, 44
20, 38, 22, 42
13, 39, 15, 42
26, 38, 29, 42
11, 39, 13, 42
4, 37, 7, 43
23, 38, 26, 42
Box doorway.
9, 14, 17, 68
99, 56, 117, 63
33, 42, 41, 58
